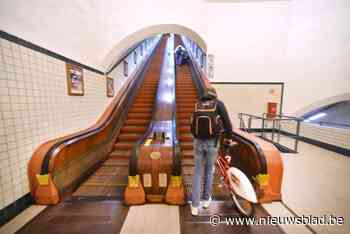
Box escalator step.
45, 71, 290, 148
176, 94, 197, 98
127, 113, 152, 119
132, 103, 153, 108
129, 108, 152, 113
178, 108, 194, 113
180, 142, 193, 150
118, 133, 143, 141
95, 164, 129, 175
114, 142, 135, 150
135, 95, 155, 99
103, 159, 130, 168
178, 113, 192, 119
176, 103, 193, 108
179, 126, 190, 133
109, 150, 131, 159
124, 119, 150, 125
177, 99, 197, 103
121, 126, 147, 133
181, 159, 194, 166
179, 134, 193, 141
182, 150, 194, 158
178, 119, 190, 125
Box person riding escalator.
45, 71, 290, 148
175, 45, 189, 66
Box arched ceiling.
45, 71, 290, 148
0, 0, 209, 72
295, 92, 350, 117
104, 24, 207, 72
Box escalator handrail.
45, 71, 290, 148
182, 38, 268, 174
171, 43, 181, 176
40, 39, 163, 175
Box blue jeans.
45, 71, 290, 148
191, 138, 219, 207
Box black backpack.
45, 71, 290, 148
190, 99, 220, 139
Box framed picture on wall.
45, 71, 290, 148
106, 77, 114, 97
123, 60, 128, 77
66, 63, 84, 96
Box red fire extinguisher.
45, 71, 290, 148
267, 102, 277, 118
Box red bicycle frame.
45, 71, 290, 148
216, 152, 238, 193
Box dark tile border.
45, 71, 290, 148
0, 193, 33, 227
0, 30, 104, 75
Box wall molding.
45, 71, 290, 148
0, 193, 33, 227
0, 30, 105, 75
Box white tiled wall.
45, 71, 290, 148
281, 122, 350, 151
0, 35, 160, 210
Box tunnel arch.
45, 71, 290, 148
295, 92, 350, 117
102, 24, 207, 72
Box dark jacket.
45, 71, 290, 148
199, 95, 233, 138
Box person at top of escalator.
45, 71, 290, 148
189, 87, 233, 216
174, 45, 189, 66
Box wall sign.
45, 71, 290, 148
106, 77, 114, 97
66, 63, 84, 96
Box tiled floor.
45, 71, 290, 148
1, 138, 349, 234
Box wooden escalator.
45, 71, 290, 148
72, 38, 167, 198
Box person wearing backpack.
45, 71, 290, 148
189, 87, 233, 216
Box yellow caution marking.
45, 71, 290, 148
36, 174, 49, 186
170, 176, 182, 187
144, 139, 152, 146
255, 174, 269, 186
128, 175, 140, 188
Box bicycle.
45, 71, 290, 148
216, 139, 258, 217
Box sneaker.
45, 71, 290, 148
190, 205, 199, 216
203, 197, 212, 209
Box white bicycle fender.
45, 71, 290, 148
228, 167, 258, 203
